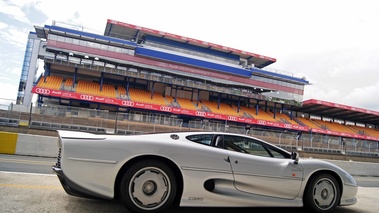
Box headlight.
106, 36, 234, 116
343, 171, 357, 186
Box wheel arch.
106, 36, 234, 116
304, 169, 343, 205
114, 154, 184, 204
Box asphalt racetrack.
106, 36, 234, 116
0, 154, 378, 213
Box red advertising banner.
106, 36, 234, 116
32, 86, 379, 141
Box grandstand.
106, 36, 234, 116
5, 19, 378, 158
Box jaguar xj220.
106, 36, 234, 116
52, 130, 357, 213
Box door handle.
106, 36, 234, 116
224, 156, 230, 162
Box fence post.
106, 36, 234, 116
28, 102, 33, 128
114, 111, 118, 134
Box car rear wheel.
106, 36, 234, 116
120, 160, 177, 213
304, 173, 340, 213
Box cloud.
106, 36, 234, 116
0, 21, 8, 29
9, 67, 22, 75
343, 80, 379, 112
0, 0, 30, 24
0, 82, 18, 103
0, 76, 12, 81
0, 25, 28, 48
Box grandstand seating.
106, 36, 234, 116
350, 125, 379, 138
64, 78, 73, 89
231, 105, 248, 117
37, 76, 63, 90
128, 88, 168, 105
240, 107, 277, 122
296, 118, 322, 129
164, 95, 175, 106
117, 86, 126, 96
34, 77, 379, 140
313, 120, 358, 134
200, 100, 240, 116
175, 97, 199, 111
272, 112, 299, 125
75, 80, 116, 98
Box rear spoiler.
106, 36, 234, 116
57, 130, 106, 140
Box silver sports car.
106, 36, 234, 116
52, 130, 357, 213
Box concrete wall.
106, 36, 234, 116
0, 131, 58, 157
325, 160, 379, 177
1, 131, 378, 176
15, 133, 58, 157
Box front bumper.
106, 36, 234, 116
340, 184, 358, 206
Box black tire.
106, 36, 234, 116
304, 173, 340, 213
120, 160, 177, 213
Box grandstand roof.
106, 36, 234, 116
34, 25, 137, 49
104, 19, 276, 69
294, 99, 379, 126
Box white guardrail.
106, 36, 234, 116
0, 131, 378, 176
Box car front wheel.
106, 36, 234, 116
304, 173, 340, 213
120, 160, 177, 213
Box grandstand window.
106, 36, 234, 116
57, 36, 65, 42
105, 63, 115, 68
93, 43, 101, 49
79, 40, 87, 46
101, 44, 107, 50
115, 47, 122, 53
93, 61, 104, 66
72, 38, 79, 45
69, 57, 80, 64
20, 74, 27, 81
87, 41, 94, 48
145, 42, 239, 66
118, 66, 127, 71
122, 49, 134, 55
48, 34, 57, 40
108, 46, 115, 52
26, 47, 33, 53
65, 37, 73, 44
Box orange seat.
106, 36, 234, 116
37, 76, 63, 90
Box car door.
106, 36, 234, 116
224, 135, 303, 199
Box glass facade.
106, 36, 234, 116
16, 32, 40, 106
47, 34, 135, 56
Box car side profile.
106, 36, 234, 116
52, 130, 357, 213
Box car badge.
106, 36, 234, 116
170, 134, 179, 140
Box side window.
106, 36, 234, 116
186, 134, 214, 146
224, 135, 271, 157
243, 138, 271, 157
265, 146, 288, 159
224, 135, 250, 154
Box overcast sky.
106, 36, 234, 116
1, 0, 378, 111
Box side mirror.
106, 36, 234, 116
291, 152, 299, 164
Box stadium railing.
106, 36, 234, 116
0, 102, 378, 157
